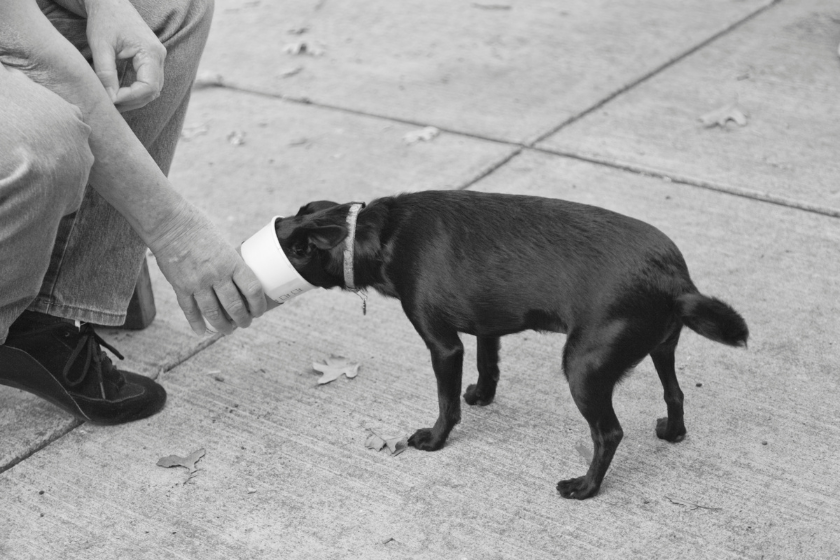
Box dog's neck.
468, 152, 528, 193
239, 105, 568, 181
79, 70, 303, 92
337, 200, 394, 297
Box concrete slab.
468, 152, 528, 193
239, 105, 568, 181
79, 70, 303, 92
167, 87, 518, 242
2, 153, 837, 559
540, 0, 840, 215
0, 87, 513, 473
201, 0, 775, 143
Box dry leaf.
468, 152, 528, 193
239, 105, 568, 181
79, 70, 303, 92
699, 103, 748, 128
227, 130, 246, 146
312, 355, 360, 384
193, 71, 225, 89
403, 126, 440, 144
283, 42, 325, 56
472, 2, 512, 9
366, 431, 407, 456
384, 436, 408, 456
157, 448, 206, 474
575, 442, 593, 463
365, 433, 386, 451
280, 66, 304, 78
180, 124, 208, 141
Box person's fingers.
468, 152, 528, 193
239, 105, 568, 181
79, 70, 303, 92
113, 43, 166, 112
232, 263, 267, 319
176, 292, 207, 336
214, 281, 253, 329
193, 289, 235, 335
89, 40, 119, 101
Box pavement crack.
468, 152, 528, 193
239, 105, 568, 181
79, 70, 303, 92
457, 147, 523, 191
532, 146, 840, 219
527, 0, 784, 145
0, 420, 82, 476
157, 332, 225, 377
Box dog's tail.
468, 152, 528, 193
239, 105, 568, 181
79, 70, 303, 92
677, 292, 748, 347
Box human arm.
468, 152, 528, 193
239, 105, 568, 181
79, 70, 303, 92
0, 0, 267, 335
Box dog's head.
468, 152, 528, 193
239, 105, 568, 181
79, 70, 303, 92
274, 200, 352, 288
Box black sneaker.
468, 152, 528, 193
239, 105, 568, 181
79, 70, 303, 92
0, 311, 166, 424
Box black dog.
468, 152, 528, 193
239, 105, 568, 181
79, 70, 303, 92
274, 190, 748, 499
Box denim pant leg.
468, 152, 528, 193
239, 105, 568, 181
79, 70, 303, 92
27, 0, 214, 327
0, 68, 96, 344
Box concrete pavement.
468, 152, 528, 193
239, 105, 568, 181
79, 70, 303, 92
2, 0, 838, 558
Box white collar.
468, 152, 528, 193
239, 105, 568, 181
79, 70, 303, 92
343, 203, 364, 290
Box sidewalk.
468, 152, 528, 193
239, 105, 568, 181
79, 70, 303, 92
2, 0, 839, 558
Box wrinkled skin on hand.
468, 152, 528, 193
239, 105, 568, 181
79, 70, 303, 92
148, 203, 268, 336
84, 0, 167, 112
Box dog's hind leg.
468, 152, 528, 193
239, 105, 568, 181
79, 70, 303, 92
651, 330, 686, 442
408, 325, 464, 452
557, 326, 645, 499
464, 336, 500, 406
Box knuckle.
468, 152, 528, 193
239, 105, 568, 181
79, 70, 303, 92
182, 306, 201, 320
226, 299, 247, 318
201, 307, 223, 322
244, 281, 263, 298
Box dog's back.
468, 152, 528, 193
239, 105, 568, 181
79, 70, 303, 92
377, 190, 694, 337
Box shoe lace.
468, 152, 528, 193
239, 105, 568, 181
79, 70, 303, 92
62, 323, 126, 399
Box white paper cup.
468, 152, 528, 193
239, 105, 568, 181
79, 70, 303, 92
240, 216, 316, 303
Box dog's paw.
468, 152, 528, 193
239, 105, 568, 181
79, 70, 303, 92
463, 384, 495, 406
556, 476, 600, 500
655, 417, 687, 443
408, 428, 445, 451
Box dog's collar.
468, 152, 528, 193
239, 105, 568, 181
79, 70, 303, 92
343, 203, 365, 291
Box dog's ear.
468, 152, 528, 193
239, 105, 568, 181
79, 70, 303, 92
296, 201, 339, 216
305, 223, 348, 250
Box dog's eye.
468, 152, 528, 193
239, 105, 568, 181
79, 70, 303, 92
293, 246, 309, 258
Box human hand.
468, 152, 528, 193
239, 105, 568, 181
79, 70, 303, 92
85, 0, 166, 112
148, 202, 268, 336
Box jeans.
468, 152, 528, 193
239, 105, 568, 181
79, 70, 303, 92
0, 0, 214, 344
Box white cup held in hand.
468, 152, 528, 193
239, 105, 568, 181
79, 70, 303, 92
240, 216, 316, 303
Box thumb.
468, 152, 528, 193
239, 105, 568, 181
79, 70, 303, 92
90, 41, 119, 101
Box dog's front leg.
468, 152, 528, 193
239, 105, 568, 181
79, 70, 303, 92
408, 327, 464, 452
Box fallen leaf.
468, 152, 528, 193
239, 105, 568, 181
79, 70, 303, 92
157, 448, 206, 474
366, 430, 408, 456
403, 126, 440, 144
365, 433, 386, 451
280, 66, 304, 78
227, 130, 246, 146
472, 2, 512, 9
283, 42, 325, 56
180, 124, 208, 141
193, 71, 225, 89
312, 355, 360, 384
575, 442, 593, 463
384, 436, 408, 456
699, 103, 748, 128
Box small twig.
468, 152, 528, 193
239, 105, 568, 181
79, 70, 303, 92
665, 495, 722, 512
